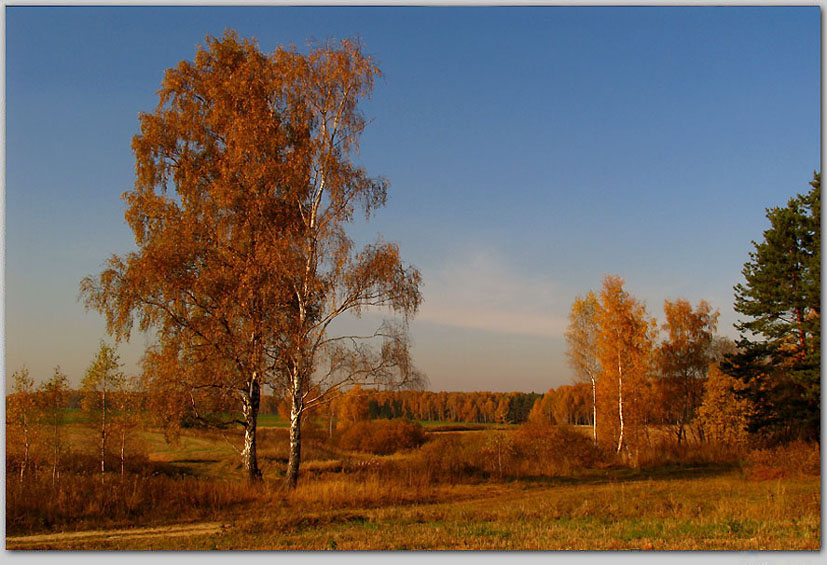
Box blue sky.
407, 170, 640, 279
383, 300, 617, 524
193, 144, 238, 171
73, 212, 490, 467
4, 6, 821, 393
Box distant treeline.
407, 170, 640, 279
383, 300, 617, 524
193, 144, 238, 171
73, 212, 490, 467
8, 388, 546, 426
286, 387, 543, 425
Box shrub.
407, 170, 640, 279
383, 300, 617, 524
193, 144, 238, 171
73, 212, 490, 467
336, 419, 426, 455
745, 440, 820, 480
512, 422, 603, 476
404, 434, 484, 484
631, 435, 745, 469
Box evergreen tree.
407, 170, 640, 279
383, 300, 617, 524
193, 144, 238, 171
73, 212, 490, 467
727, 171, 820, 440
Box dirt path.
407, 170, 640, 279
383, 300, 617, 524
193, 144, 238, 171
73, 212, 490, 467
7, 522, 224, 549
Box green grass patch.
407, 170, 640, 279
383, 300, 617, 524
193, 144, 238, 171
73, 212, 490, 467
256, 414, 288, 428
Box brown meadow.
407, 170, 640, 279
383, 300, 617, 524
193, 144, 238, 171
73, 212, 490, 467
5, 417, 820, 550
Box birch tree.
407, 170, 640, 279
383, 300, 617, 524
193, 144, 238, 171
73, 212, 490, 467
595, 275, 655, 454
81, 342, 125, 483
39, 367, 69, 485
80, 31, 423, 486
112, 376, 144, 476
8, 367, 38, 483
565, 291, 601, 443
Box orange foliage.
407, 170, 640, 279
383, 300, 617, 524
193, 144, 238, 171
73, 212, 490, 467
514, 422, 603, 475
696, 364, 754, 445
595, 275, 656, 454
336, 419, 426, 455
79, 31, 424, 486
528, 383, 591, 426
655, 298, 719, 443
565, 291, 601, 442
744, 441, 820, 480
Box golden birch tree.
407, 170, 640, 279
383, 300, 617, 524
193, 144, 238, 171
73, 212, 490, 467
595, 275, 655, 455
565, 291, 601, 443
80, 31, 423, 486
111, 376, 145, 476
81, 341, 125, 483
7, 367, 39, 483
39, 366, 69, 485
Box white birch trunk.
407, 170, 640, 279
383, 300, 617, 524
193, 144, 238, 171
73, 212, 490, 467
616, 356, 625, 455
240, 374, 262, 482
285, 385, 303, 489
20, 425, 29, 484
591, 376, 598, 445
100, 386, 107, 484
53, 419, 60, 485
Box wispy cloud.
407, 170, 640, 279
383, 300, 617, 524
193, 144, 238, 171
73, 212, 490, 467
415, 249, 568, 339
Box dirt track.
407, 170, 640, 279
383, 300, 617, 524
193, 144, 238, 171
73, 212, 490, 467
6, 522, 224, 550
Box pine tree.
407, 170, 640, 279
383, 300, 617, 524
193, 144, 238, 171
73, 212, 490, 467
727, 171, 820, 440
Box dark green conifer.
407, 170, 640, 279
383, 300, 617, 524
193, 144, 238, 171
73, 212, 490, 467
726, 172, 820, 441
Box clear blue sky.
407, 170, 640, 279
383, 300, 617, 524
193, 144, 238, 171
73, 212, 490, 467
5, 6, 821, 393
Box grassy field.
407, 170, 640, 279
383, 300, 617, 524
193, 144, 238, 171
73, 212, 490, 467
5, 421, 821, 550
8, 469, 819, 550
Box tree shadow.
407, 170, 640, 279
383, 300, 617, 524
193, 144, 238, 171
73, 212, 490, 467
514, 461, 741, 488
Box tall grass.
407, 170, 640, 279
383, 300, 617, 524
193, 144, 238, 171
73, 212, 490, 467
5, 454, 268, 534
6, 421, 821, 541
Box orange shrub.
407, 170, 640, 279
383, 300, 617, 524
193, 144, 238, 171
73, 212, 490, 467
336, 419, 426, 455
745, 440, 820, 480
403, 434, 484, 484
513, 422, 604, 475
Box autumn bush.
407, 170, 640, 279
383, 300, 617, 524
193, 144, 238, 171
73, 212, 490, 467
354, 425, 609, 486
335, 418, 426, 455
400, 434, 482, 484
744, 440, 820, 480
369, 425, 606, 485
512, 422, 605, 476
632, 436, 744, 469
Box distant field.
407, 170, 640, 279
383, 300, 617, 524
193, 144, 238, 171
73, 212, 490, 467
256, 414, 288, 428
56, 407, 87, 424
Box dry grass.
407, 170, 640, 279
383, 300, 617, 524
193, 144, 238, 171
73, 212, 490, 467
744, 440, 821, 480
5, 422, 821, 550
10, 470, 819, 550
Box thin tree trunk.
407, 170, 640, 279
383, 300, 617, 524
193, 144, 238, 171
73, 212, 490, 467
241, 374, 262, 483
328, 407, 334, 440
285, 385, 303, 490
120, 430, 126, 476
591, 376, 598, 445
678, 376, 688, 445
791, 264, 807, 359
53, 421, 59, 486
616, 355, 625, 455
20, 426, 29, 484
795, 305, 807, 358
101, 386, 107, 484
